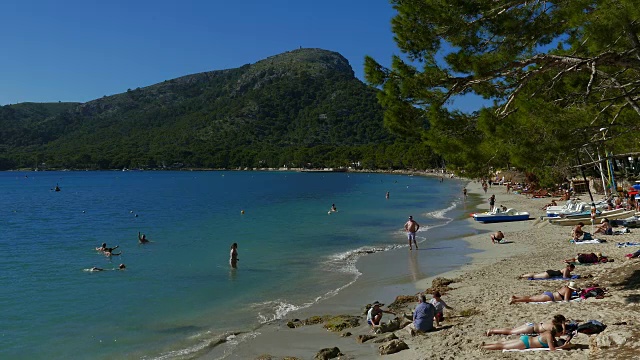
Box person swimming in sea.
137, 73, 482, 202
87, 264, 126, 272
138, 232, 150, 244
331, 204, 337, 212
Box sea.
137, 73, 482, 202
0, 171, 480, 359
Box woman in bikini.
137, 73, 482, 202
509, 282, 580, 304
486, 314, 566, 336
482, 328, 571, 351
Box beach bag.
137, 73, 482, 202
576, 320, 607, 335
582, 233, 593, 240
580, 287, 606, 299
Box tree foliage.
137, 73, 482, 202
366, 0, 640, 184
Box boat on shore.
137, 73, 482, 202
549, 209, 636, 226
473, 208, 530, 223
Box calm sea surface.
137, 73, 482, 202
0, 171, 473, 359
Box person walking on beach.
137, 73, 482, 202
462, 188, 467, 200
404, 216, 420, 250
230, 243, 239, 269
489, 194, 496, 212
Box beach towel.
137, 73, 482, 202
617, 242, 640, 248
571, 239, 606, 244
529, 298, 581, 304
528, 275, 580, 281
503, 348, 564, 352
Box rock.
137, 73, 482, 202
255, 355, 274, 360
378, 339, 409, 355
323, 315, 360, 332
341, 331, 352, 337
304, 315, 330, 325
378, 317, 401, 333
286, 321, 296, 328
596, 330, 632, 347
314, 347, 342, 360
373, 333, 398, 343
356, 334, 376, 343
388, 295, 416, 311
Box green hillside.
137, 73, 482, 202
0, 48, 440, 170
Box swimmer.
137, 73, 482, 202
331, 204, 337, 212
138, 232, 150, 244
386, 191, 390, 199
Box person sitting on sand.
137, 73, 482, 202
430, 291, 453, 327
482, 329, 572, 351
138, 232, 150, 244
510, 282, 580, 304
594, 218, 613, 235
407, 294, 435, 334
572, 222, 585, 241
367, 301, 395, 328
564, 252, 608, 264
520, 264, 575, 279
491, 231, 505, 244
542, 200, 558, 210
486, 314, 566, 336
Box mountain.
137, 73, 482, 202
0, 48, 437, 170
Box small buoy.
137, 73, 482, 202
134, 214, 138, 217
82, 210, 85, 213
241, 210, 245, 214
130, 210, 133, 213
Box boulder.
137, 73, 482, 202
378, 339, 409, 355
595, 330, 632, 347
373, 333, 398, 343
304, 315, 331, 326
323, 315, 360, 332
314, 347, 342, 360
378, 317, 402, 333
341, 331, 352, 337
356, 334, 376, 343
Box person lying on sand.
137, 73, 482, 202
520, 264, 575, 279
564, 252, 608, 264
510, 282, 580, 304
482, 329, 572, 351
486, 314, 566, 336
541, 200, 558, 210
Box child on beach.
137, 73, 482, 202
429, 291, 453, 327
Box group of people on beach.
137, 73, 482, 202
368, 291, 453, 334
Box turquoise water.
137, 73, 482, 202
0, 171, 469, 359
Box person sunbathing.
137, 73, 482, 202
572, 223, 585, 241
594, 218, 613, 235
541, 200, 558, 210
564, 252, 608, 264
482, 329, 571, 351
520, 264, 575, 279
510, 282, 580, 304
486, 314, 566, 336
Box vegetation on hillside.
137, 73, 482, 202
0, 48, 441, 171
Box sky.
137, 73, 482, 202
0, 0, 484, 112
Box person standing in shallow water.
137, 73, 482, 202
230, 243, 239, 269
404, 216, 420, 250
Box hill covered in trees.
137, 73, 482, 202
0, 48, 440, 171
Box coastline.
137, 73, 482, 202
211, 178, 640, 359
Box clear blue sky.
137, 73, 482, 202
0, 0, 483, 111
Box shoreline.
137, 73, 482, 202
214, 178, 640, 359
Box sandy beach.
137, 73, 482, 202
217, 179, 640, 360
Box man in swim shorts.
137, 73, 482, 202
404, 216, 420, 250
